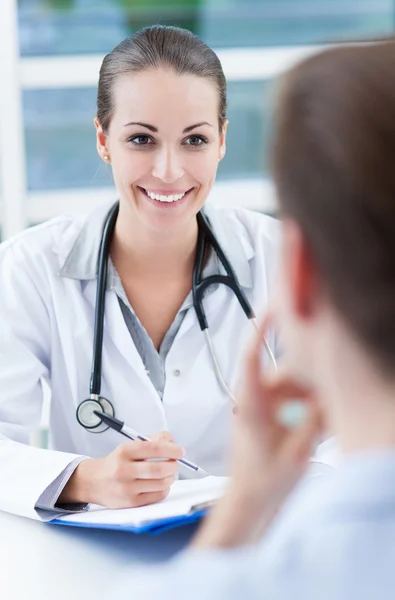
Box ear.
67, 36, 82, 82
282, 219, 318, 319
94, 117, 109, 161
218, 119, 228, 161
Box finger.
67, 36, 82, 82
244, 311, 276, 404
133, 475, 175, 494
118, 440, 185, 461
133, 458, 179, 480
240, 368, 314, 427
300, 402, 325, 458
255, 307, 276, 341
264, 375, 315, 424
150, 431, 174, 443
253, 309, 276, 367
264, 370, 313, 399
133, 489, 171, 507
281, 402, 324, 466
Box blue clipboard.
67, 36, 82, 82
49, 503, 213, 535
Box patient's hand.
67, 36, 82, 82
194, 313, 323, 549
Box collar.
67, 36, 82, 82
57, 201, 254, 288
304, 449, 395, 517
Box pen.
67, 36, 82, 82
94, 411, 208, 476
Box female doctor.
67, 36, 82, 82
0, 25, 278, 520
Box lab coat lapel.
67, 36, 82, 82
82, 280, 155, 394
169, 204, 255, 341
171, 281, 230, 343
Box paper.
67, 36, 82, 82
56, 476, 228, 528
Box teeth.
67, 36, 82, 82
145, 190, 186, 202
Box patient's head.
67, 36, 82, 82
271, 41, 395, 385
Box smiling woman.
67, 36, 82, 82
92, 28, 231, 352
94, 28, 227, 239
0, 25, 280, 521
100, 72, 223, 233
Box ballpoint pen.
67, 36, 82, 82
94, 411, 208, 476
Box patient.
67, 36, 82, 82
125, 40, 395, 599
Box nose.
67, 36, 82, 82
152, 146, 184, 183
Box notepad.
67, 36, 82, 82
50, 476, 228, 534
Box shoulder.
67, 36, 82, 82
282, 517, 395, 599
205, 205, 280, 254
0, 213, 83, 273
257, 475, 395, 599
230, 206, 280, 242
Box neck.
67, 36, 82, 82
311, 317, 395, 456
111, 204, 199, 279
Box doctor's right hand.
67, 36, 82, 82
58, 431, 185, 509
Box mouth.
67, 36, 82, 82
137, 186, 194, 208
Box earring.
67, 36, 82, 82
103, 154, 110, 161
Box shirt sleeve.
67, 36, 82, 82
116, 548, 263, 600
34, 456, 89, 519
130, 502, 393, 600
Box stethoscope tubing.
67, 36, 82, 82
77, 201, 277, 431
90, 202, 119, 397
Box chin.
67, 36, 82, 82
140, 195, 204, 226
139, 208, 199, 235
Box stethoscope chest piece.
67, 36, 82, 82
76, 397, 115, 433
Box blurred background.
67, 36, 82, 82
0, 1, 394, 446
1, 0, 394, 243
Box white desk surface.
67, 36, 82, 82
0, 509, 198, 600
0, 457, 336, 600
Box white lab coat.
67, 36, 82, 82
0, 202, 280, 519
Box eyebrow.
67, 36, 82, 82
123, 121, 157, 132
123, 121, 214, 133
183, 122, 214, 133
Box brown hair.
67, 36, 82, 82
97, 25, 227, 133
272, 41, 395, 374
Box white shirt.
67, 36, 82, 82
0, 201, 280, 520
124, 450, 395, 600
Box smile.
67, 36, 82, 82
138, 187, 194, 205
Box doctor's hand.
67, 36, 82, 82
58, 431, 185, 509
194, 313, 323, 549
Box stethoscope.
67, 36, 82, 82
76, 201, 277, 433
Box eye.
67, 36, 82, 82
127, 135, 154, 146
183, 135, 208, 147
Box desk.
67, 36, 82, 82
0, 460, 335, 600
0, 509, 198, 600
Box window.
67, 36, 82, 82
1, 1, 393, 235
19, 0, 394, 57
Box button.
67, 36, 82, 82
173, 369, 181, 377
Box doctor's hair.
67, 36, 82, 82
272, 40, 395, 375
97, 25, 227, 133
